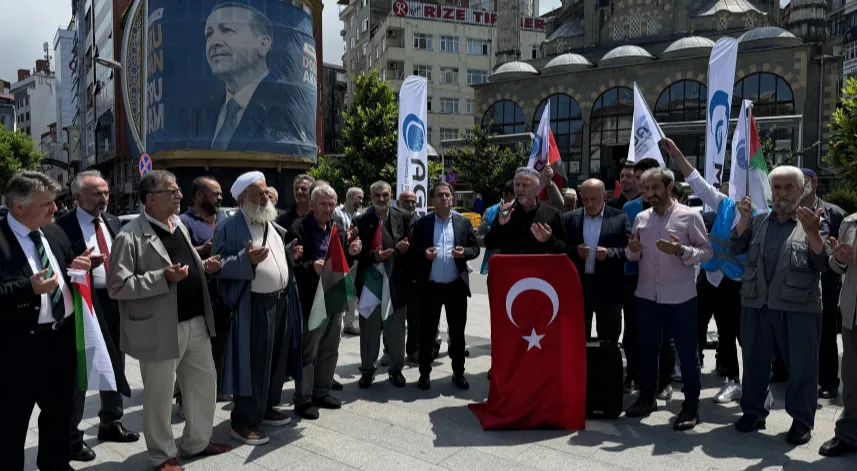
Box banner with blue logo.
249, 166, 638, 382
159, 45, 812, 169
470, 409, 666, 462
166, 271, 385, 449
704, 37, 738, 185
627, 82, 664, 165
396, 75, 429, 216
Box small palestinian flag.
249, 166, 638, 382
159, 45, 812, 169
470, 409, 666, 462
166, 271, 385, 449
357, 222, 392, 325
71, 270, 117, 392
308, 225, 357, 331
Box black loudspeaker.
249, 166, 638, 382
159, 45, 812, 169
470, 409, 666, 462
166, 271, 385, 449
585, 340, 624, 419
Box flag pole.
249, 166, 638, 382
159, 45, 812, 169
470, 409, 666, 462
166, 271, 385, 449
745, 101, 752, 198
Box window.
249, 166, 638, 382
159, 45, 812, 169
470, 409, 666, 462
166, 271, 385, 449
467, 69, 488, 85
427, 126, 433, 143
733, 73, 796, 165
362, 43, 368, 57
413, 33, 433, 50
375, 45, 380, 59
482, 100, 525, 135
467, 38, 490, 55
350, 38, 356, 49
25, 112, 30, 121
654, 81, 708, 173
745, 16, 755, 29
589, 87, 633, 180
440, 67, 459, 84
440, 35, 459, 53
534, 94, 584, 169
362, 18, 369, 32
440, 128, 459, 141
629, 13, 641, 38
427, 96, 432, 112
440, 97, 459, 114
414, 64, 432, 81
466, 98, 474, 115
361, 0, 367, 7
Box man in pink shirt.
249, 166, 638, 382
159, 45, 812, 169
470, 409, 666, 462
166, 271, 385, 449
625, 167, 713, 431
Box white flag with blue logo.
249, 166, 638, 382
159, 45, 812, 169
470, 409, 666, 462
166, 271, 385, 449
627, 82, 664, 165
704, 37, 738, 185
396, 76, 429, 216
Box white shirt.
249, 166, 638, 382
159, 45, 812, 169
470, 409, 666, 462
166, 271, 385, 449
76, 206, 113, 289
212, 70, 269, 145
144, 210, 181, 235
685, 170, 743, 286
583, 206, 604, 274
8, 214, 74, 324
334, 204, 360, 230
242, 211, 289, 294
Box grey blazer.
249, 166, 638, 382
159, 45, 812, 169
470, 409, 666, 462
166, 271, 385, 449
830, 213, 857, 330
108, 211, 216, 361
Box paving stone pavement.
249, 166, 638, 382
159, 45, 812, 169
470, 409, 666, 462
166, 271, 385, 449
26, 273, 857, 470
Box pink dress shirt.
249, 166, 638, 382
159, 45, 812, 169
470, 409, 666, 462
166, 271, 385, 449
626, 201, 713, 305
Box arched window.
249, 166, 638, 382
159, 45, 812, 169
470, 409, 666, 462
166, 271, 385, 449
655, 80, 707, 172
533, 94, 583, 172
482, 100, 526, 135
589, 87, 633, 180
733, 73, 796, 165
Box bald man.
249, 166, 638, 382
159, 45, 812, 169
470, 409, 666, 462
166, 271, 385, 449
563, 178, 632, 342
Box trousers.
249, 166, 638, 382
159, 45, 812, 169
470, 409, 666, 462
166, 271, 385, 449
696, 274, 742, 380
582, 275, 622, 343
419, 280, 468, 377
835, 327, 857, 445
623, 275, 674, 390
294, 310, 342, 406
360, 306, 407, 375
819, 303, 842, 389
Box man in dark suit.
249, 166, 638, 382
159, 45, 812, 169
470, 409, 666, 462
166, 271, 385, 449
56, 170, 138, 462
352, 180, 413, 389
410, 182, 480, 390
2, 171, 92, 471
564, 178, 631, 342
191, 3, 316, 157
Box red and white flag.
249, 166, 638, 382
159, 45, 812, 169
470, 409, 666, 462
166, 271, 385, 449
470, 254, 586, 430
528, 103, 562, 200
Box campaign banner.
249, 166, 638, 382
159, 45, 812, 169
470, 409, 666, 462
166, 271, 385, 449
397, 75, 429, 216
705, 37, 738, 184
627, 82, 664, 165
129, 0, 317, 159
391, 0, 546, 31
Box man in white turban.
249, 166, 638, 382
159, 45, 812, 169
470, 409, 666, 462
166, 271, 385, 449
213, 172, 304, 446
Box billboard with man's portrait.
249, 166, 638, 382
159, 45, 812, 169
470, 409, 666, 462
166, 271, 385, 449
140, 0, 317, 159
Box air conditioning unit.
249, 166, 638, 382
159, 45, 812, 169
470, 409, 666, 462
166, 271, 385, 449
340, 29, 346, 37
386, 29, 395, 37
389, 62, 399, 70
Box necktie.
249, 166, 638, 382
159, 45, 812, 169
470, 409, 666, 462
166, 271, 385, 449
212, 98, 242, 150
93, 218, 111, 275
28, 231, 65, 322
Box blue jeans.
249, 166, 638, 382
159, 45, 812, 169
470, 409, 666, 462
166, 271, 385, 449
635, 297, 701, 409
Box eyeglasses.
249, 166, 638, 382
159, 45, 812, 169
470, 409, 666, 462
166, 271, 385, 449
153, 188, 182, 197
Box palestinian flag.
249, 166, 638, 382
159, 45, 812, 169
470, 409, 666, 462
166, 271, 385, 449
729, 100, 772, 213
308, 225, 357, 331
357, 222, 392, 324
71, 270, 117, 391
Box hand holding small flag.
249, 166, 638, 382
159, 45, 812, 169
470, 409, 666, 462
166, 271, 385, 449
70, 247, 95, 271
348, 238, 362, 256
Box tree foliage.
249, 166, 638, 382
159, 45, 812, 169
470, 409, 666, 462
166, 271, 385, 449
445, 125, 529, 204
310, 70, 442, 199
0, 128, 43, 195
826, 76, 857, 189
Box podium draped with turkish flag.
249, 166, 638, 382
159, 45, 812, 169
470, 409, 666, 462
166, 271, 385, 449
469, 255, 586, 430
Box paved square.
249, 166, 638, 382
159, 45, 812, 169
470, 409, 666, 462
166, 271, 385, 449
27, 273, 857, 470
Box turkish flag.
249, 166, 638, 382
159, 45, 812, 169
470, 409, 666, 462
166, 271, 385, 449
469, 254, 586, 430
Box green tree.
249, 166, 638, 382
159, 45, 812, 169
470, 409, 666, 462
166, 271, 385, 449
445, 125, 528, 204
826, 76, 857, 189
0, 128, 43, 194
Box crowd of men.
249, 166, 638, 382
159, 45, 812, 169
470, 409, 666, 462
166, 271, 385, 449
3, 134, 857, 470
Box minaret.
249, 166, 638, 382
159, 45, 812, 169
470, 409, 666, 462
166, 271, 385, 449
787, 0, 828, 42
495, 0, 521, 66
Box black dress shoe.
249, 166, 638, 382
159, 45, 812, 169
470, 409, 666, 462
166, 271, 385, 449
735, 414, 766, 433
70, 442, 96, 462
358, 374, 374, 389
486, 369, 491, 380
295, 403, 320, 420
787, 421, 812, 445
452, 374, 470, 390
331, 379, 343, 391
98, 422, 140, 443
819, 437, 857, 457
625, 395, 657, 418
313, 394, 342, 409
673, 406, 700, 431
417, 375, 431, 390
389, 372, 406, 388
819, 386, 839, 399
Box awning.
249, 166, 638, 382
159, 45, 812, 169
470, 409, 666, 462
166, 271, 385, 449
659, 114, 802, 135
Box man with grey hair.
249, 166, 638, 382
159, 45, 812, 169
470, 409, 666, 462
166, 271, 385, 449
57, 170, 137, 462
276, 174, 315, 230
729, 165, 831, 445
625, 166, 712, 431
109, 170, 228, 471
266, 187, 286, 218
214, 171, 303, 446
484, 167, 566, 255
333, 186, 364, 336
286, 184, 361, 419
2, 171, 93, 471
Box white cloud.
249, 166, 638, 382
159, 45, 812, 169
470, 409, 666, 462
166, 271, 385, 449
0, 0, 73, 85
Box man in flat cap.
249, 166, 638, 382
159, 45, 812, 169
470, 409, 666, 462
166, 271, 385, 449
213, 171, 303, 446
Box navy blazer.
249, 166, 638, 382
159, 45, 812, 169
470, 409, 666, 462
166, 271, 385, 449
410, 212, 480, 296
563, 205, 631, 285
55, 210, 122, 256
353, 206, 412, 309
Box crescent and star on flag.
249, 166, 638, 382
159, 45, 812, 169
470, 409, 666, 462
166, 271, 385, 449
505, 277, 560, 351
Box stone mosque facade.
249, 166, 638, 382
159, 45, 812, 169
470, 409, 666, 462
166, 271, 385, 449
472, 0, 842, 187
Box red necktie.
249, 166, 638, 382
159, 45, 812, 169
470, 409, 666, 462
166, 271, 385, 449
93, 218, 111, 274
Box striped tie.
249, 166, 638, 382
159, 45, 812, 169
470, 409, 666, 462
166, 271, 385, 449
28, 231, 65, 322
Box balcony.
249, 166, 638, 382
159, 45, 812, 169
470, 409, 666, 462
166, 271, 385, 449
383, 28, 405, 49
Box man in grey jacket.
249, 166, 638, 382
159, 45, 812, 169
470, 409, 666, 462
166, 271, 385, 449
728, 166, 830, 446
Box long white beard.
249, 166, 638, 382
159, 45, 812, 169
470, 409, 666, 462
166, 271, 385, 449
242, 201, 277, 225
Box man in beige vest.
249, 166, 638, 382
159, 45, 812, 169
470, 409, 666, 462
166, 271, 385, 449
108, 170, 230, 471
728, 166, 830, 446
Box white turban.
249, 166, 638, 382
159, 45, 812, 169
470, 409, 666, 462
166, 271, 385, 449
231, 171, 265, 200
